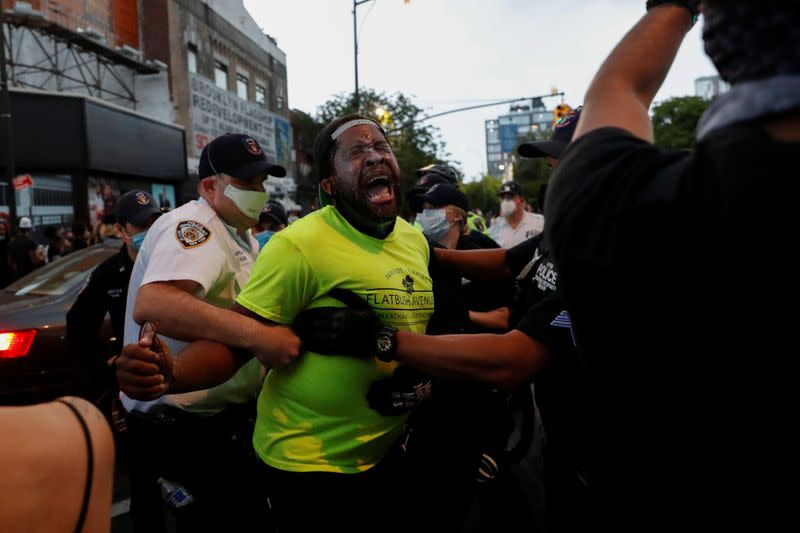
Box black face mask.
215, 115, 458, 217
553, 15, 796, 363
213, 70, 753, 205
703, 4, 800, 84
330, 182, 396, 240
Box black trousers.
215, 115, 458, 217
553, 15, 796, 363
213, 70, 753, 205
261, 443, 411, 533
125, 404, 270, 533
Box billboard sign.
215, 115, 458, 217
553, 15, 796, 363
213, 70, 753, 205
189, 74, 292, 173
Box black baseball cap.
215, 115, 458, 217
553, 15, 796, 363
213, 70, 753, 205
498, 181, 523, 197
414, 163, 458, 183
422, 184, 469, 212
259, 200, 288, 227
407, 172, 459, 213
517, 106, 582, 159
198, 133, 287, 181
116, 190, 162, 227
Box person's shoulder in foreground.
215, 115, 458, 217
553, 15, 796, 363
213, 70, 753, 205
0, 397, 114, 533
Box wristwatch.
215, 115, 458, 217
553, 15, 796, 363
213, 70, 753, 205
645, 0, 700, 25
375, 325, 399, 362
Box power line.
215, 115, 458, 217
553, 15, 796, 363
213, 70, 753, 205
386, 92, 564, 134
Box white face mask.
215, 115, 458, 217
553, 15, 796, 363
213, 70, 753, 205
223, 184, 269, 220
500, 199, 517, 217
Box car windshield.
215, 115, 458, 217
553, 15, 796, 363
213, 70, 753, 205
2, 242, 120, 297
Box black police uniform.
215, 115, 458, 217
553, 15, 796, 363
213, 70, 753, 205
66, 242, 132, 408
505, 235, 592, 532
545, 125, 798, 530
67, 242, 132, 360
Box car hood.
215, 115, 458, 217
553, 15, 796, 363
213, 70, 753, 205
0, 291, 72, 330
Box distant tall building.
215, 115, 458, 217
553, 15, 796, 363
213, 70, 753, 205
485, 98, 553, 178
695, 75, 730, 100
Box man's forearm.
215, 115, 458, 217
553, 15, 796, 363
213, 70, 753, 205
435, 248, 512, 280
134, 282, 268, 350
170, 340, 251, 393
395, 330, 549, 391
575, 5, 693, 142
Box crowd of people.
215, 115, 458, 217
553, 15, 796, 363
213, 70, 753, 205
2, 1, 796, 531
0, 215, 115, 288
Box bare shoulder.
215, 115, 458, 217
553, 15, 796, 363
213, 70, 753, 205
0, 398, 114, 532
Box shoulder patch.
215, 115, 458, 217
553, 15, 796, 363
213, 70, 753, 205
175, 220, 211, 248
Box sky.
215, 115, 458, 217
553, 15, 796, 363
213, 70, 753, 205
242, 0, 716, 182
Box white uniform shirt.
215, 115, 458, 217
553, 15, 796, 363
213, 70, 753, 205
489, 211, 545, 249
121, 199, 265, 416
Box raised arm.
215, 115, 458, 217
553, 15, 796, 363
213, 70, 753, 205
574, 2, 697, 142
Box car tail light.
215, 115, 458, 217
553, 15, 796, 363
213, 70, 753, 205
0, 329, 37, 359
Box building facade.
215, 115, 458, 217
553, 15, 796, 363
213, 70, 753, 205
695, 75, 730, 100
485, 98, 553, 178
0, 0, 185, 232
140, 0, 293, 203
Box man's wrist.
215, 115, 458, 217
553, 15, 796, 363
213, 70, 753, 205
238, 314, 265, 352
646, 1, 700, 25
375, 325, 399, 362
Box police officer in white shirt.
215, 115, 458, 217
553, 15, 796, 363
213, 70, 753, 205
121, 133, 301, 533
489, 181, 545, 248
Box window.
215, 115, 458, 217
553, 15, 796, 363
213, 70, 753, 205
255, 84, 267, 107
236, 73, 249, 100
214, 61, 228, 90
187, 44, 197, 73
511, 114, 530, 125
486, 129, 499, 142
276, 85, 285, 111
487, 143, 501, 154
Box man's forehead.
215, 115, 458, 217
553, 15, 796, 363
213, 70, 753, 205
336, 124, 386, 145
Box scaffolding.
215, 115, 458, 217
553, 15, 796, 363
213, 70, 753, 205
1, 6, 159, 109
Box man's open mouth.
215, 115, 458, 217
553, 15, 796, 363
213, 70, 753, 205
365, 176, 395, 206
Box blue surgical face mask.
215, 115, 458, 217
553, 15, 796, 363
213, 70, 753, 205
254, 230, 275, 249
416, 208, 451, 243
130, 230, 148, 252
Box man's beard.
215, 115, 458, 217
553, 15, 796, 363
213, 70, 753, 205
333, 165, 401, 239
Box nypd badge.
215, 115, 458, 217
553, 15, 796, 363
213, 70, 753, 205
176, 220, 211, 248
243, 137, 262, 156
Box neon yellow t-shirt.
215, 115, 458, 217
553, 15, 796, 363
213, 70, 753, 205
237, 206, 433, 474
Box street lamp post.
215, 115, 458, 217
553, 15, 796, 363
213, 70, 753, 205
352, 0, 373, 113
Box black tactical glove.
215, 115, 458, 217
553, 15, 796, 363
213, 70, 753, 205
366, 366, 433, 416
294, 288, 383, 358
646, 0, 700, 22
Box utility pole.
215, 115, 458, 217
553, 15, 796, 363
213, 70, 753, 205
352, 0, 373, 113
0, 10, 17, 230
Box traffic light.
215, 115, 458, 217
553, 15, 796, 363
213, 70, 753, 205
553, 104, 573, 126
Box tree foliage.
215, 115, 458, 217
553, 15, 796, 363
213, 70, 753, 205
652, 96, 711, 149
315, 88, 456, 202
463, 174, 503, 215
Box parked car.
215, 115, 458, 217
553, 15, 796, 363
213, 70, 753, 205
0, 240, 120, 405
